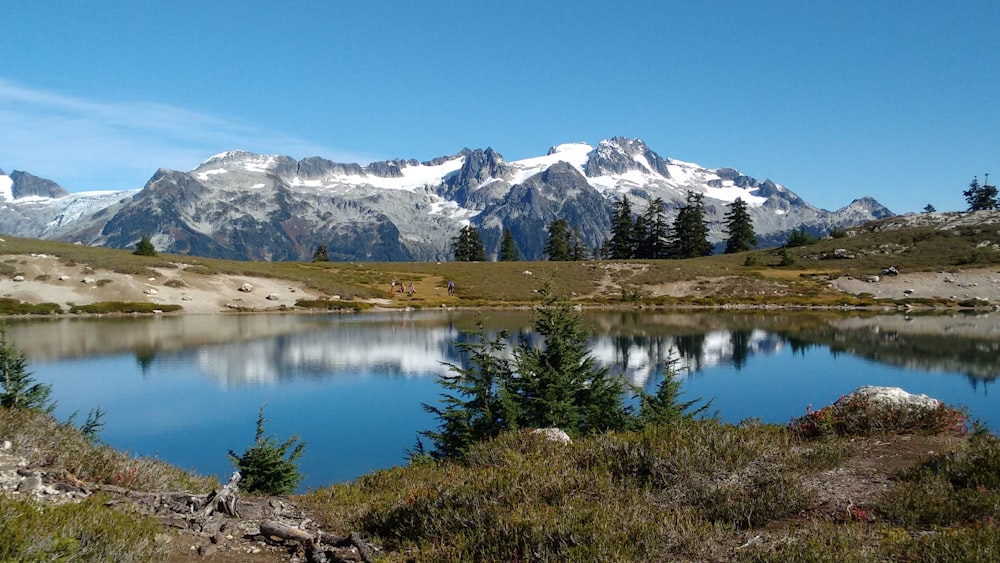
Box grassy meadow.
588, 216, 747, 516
1, 214, 999, 560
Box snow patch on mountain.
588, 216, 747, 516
289, 156, 464, 191
508, 143, 592, 184
0, 174, 13, 202
195, 168, 228, 181
704, 184, 767, 206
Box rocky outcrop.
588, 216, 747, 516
9, 170, 71, 199
839, 386, 941, 411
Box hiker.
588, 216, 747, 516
390, 277, 397, 294
408, 282, 416, 294
447, 280, 455, 295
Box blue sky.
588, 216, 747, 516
2, 1, 997, 213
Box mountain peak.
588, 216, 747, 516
585, 136, 670, 179
8, 170, 70, 200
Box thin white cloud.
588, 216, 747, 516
0, 78, 371, 191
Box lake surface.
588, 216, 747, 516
9, 310, 1000, 492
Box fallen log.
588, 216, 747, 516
260, 520, 315, 546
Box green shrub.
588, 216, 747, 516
68, 302, 182, 314
132, 236, 156, 257
228, 405, 305, 495
0, 298, 62, 315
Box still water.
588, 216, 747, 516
10, 310, 1000, 491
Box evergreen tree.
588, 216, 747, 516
964, 176, 999, 211
640, 197, 670, 259
451, 225, 487, 261
923, 204, 936, 213
570, 226, 588, 261
670, 191, 712, 258
0, 325, 53, 412
545, 219, 573, 261
723, 197, 757, 254
419, 322, 516, 459
228, 405, 305, 495
634, 355, 711, 428
609, 196, 636, 259
311, 244, 330, 262
133, 235, 157, 257
508, 283, 631, 436
785, 227, 817, 247
632, 214, 648, 258
498, 228, 521, 261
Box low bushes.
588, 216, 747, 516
0, 495, 163, 562
789, 393, 968, 438
68, 302, 182, 314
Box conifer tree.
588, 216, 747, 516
609, 196, 636, 259
545, 219, 573, 261
634, 355, 711, 428
508, 283, 630, 435
670, 192, 712, 258
133, 235, 157, 257
311, 244, 330, 262
498, 228, 521, 261
639, 197, 670, 259
420, 322, 516, 459
964, 176, 999, 211
228, 405, 305, 495
0, 325, 53, 412
723, 197, 757, 254
570, 226, 588, 261
451, 225, 487, 261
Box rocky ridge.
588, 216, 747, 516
0, 138, 891, 262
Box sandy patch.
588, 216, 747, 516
832, 268, 1000, 302
0, 254, 322, 314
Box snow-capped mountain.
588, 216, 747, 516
0, 138, 892, 261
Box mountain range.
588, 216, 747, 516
0, 137, 892, 261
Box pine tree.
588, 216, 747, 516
964, 176, 999, 211
640, 197, 670, 259
609, 196, 636, 259
570, 226, 588, 261
0, 325, 53, 412
419, 322, 516, 459
228, 405, 305, 495
499, 228, 521, 261
670, 192, 712, 258
311, 244, 330, 262
133, 235, 157, 257
509, 283, 630, 436
545, 219, 573, 261
451, 225, 487, 261
723, 198, 757, 254
634, 355, 711, 428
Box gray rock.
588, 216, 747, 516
17, 474, 42, 493
531, 428, 572, 444
840, 386, 941, 411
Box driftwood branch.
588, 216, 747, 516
197, 471, 241, 518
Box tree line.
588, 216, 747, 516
451, 191, 758, 262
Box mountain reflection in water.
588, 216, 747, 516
13, 310, 1000, 490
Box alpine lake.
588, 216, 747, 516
10, 309, 1000, 492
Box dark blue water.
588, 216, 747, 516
15, 311, 999, 491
